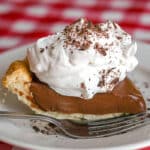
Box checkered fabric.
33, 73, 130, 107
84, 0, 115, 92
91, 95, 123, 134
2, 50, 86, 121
0, 0, 150, 54
0, 0, 150, 149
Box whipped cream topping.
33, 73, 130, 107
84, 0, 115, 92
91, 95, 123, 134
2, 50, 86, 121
27, 18, 138, 99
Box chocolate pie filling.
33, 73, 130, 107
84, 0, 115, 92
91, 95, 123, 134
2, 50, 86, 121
30, 78, 146, 114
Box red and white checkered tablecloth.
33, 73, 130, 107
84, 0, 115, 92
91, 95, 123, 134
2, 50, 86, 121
0, 0, 150, 149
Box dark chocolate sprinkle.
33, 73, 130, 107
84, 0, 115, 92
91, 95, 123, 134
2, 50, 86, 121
107, 68, 115, 74
63, 18, 111, 51
44, 126, 49, 130
80, 82, 86, 89
112, 22, 118, 29
50, 45, 54, 49
94, 43, 107, 56
40, 48, 44, 53
98, 80, 104, 87
79, 41, 91, 50
41, 129, 46, 134
110, 77, 119, 85
81, 94, 84, 97
32, 126, 40, 132
48, 122, 55, 128
98, 75, 105, 87
116, 36, 122, 40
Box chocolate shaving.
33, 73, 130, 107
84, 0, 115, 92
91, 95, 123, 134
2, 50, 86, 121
80, 94, 84, 98
94, 24, 102, 32
107, 68, 115, 74
73, 40, 80, 48
63, 18, 110, 51
98, 75, 105, 87
110, 78, 119, 85
98, 80, 104, 87
116, 36, 122, 40
101, 32, 109, 38
32, 126, 40, 132
48, 122, 55, 128
41, 130, 47, 134
94, 43, 107, 56
31, 121, 59, 136
84, 36, 87, 40
80, 82, 86, 89
79, 41, 91, 50
76, 26, 80, 32
40, 48, 44, 53
50, 46, 54, 49
112, 22, 118, 29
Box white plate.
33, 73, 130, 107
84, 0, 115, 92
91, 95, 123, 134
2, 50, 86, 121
0, 42, 150, 150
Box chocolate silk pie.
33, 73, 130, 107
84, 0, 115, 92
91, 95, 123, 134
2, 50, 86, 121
2, 18, 146, 121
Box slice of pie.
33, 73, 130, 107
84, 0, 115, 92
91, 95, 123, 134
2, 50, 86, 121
2, 60, 146, 121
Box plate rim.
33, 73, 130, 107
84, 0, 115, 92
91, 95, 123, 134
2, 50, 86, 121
0, 133, 150, 150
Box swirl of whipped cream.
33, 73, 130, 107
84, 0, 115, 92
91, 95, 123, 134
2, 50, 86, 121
27, 18, 138, 99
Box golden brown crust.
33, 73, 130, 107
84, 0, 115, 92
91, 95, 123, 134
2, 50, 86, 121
2, 60, 32, 87
2, 60, 35, 110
